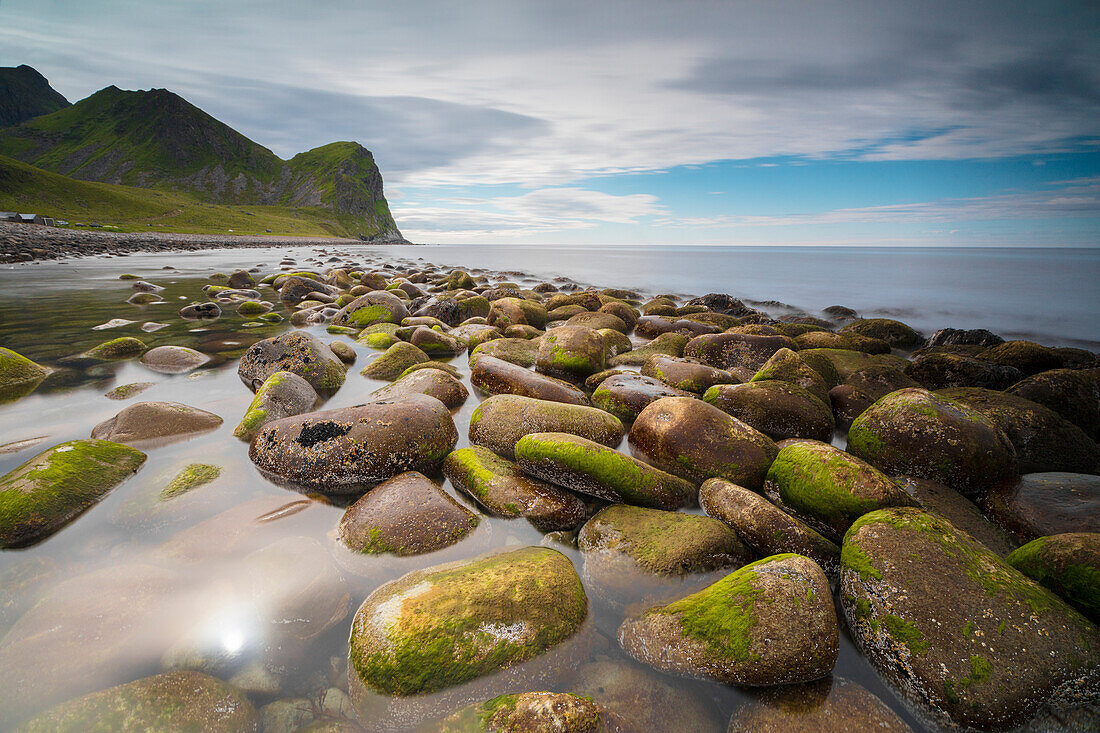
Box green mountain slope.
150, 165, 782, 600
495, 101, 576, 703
0, 79, 406, 241
0, 65, 70, 128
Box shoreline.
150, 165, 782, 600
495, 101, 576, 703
0, 222, 413, 263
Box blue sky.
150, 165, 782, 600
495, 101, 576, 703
2, 0, 1099, 245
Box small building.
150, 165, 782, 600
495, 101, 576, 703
0, 212, 17, 222
42, 218, 55, 226
18, 213, 45, 225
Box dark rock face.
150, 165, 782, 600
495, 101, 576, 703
927, 327, 1004, 348
981, 472, 1100, 543
237, 331, 347, 393
249, 394, 458, 494
840, 507, 1100, 730
1007, 367, 1100, 440
338, 471, 479, 555
684, 293, 764, 318
905, 352, 1022, 390
0, 65, 69, 127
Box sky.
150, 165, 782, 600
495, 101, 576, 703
2, 0, 1099, 245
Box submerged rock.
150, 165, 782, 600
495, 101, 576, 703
840, 507, 1100, 730
727, 676, 912, 732
238, 331, 347, 393
469, 394, 623, 460
980, 472, 1100, 543
233, 370, 317, 441
91, 401, 223, 446
139, 345, 211, 374
0, 439, 146, 547
424, 692, 618, 733
84, 336, 146, 360
161, 463, 220, 500
618, 554, 837, 686
249, 394, 458, 493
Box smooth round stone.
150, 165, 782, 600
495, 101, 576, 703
980, 472, 1100, 543
684, 332, 796, 372
592, 373, 692, 423
330, 289, 409, 328
840, 317, 922, 349
905, 352, 1023, 390
469, 394, 624, 461
237, 331, 347, 393
410, 325, 466, 356
139, 345, 211, 374
629, 396, 778, 490
84, 336, 146, 360
700, 478, 840, 578
727, 676, 913, 732
597, 328, 632, 357
0, 347, 49, 401
1006, 532, 1100, 623
91, 401, 223, 447
704, 381, 835, 443
179, 301, 221, 319
487, 297, 547, 329
339, 472, 479, 556
443, 446, 586, 531
635, 315, 722, 339
536, 325, 606, 383
450, 324, 503, 349
471, 354, 589, 405
249, 394, 458, 494
979, 340, 1064, 376
233, 371, 317, 441
894, 476, 1018, 556
794, 330, 891, 354
827, 365, 921, 429
642, 354, 739, 393
1007, 367, 1100, 440
618, 554, 838, 686
608, 332, 690, 367
749, 347, 831, 404
470, 337, 539, 367
369, 368, 468, 409
360, 341, 430, 380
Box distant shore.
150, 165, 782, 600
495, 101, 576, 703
0, 223, 413, 263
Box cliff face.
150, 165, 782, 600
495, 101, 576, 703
0, 79, 405, 241
0, 65, 70, 128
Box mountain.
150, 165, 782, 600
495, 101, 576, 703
0, 65, 70, 127
0, 80, 406, 241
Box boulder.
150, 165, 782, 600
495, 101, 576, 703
905, 352, 1022, 390
369, 368, 468, 409
330, 290, 408, 328
797, 349, 906, 388
1007, 367, 1100, 440
827, 366, 920, 430
927, 327, 1004, 348
847, 388, 1017, 498
233, 371, 317, 441
608, 332, 689, 367
592, 373, 693, 423
572, 659, 722, 733
139, 345, 210, 374
536, 325, 606, 382
423, 692, 618, 733
979, 340, 1064, 376
179, 301, 221, 319
515, 432, 697, 509
339, 471, 479, 555
618, 554, 837, 686
894, 476, 1017, 556
840, 507, 1100, 730
793, 330, 892, 355
487, 297, 547, 329
360, 341, 430, 380
91, 401, 223, 446
84, 336, 146, 360
750, 347, 830, 403
980, 472, 1100, 543
470, 337, 539, 367
409, 326, 466, 357
238, 331, 347, 393
840, 318, 922, 349
1006, 533, 1100, 623
0, 439, 146, 547
641, 354, 739, 393
249, 394, 457, 493
703, 381, 835, 443
684, 333, 796, 372
629, 396, 778, 489
471, 354, 589, 404
469, 394, 623, 460
0, 347, 49, 402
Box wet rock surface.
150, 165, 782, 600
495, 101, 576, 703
91, 401, 224, 446
469, 393, 624, 460
238, 330, 347, 393
980, 472, 1100, 543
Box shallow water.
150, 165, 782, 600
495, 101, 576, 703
0, 244, 1091, 731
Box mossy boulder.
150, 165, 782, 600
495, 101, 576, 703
235, 299, 269, 316
471, 354, 589, 405
979, 340, 1064, 376
339, 471, 479, 556
348, 546, 587, 698
847, 388, 1017, 498
905, 352, 1022, 390
641, 354, 738, 393
450, 324, 504, 350
839, 507, 1100, 730
792, 330, 892, 355
629, 396, 778, 489
596, 327, 632, 357
0, 347, 49, 402
369, 368, 468, 409
328, 340, 356, 364
361, 341, 431, 381
330, 289, 409, 328
422, 692, 618, 733
85, 336, 146, 360
578, 504, 750, 576
357, 322, 402, 349
233, 370, 317, 441
591, 373, 692, 424
608, 332, 688, 367
684, 332, 796, 372
410, 326, 466, 357
91, 401, 222, 447
139, 345, 210, 374
249, 394, 458, 494
750, 347, 831, 403
536, 325, 606, 382
1006, 533, 1100, 623
797, 348, 906, 388
618, 554, 837, 686
565, 311, 628, 334
827, 365, 921, 430
443, 446, 586, 531
515, 432, 697, 509
700, 478, 840, 578
0, 439, 146, 547
470, 337, 540, 367
469, 394, 623, 460
238, 331, 347, 393
937, 387, 1098, 474
279, 275, 337, 306
980, 472, 1100, 543
840, 318, 922, 349
727, 676, 912, 733
764, 440, 916, 539
487, 297, 547, 329
894, 476, 1018, 556
1007, 367, 1100, 440
635, 315, 721, 340
14, 671, 258, 733
703, 381, 835, 443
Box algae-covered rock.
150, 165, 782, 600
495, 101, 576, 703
471, 354, 589, 404
470, 337, 539, 367
250, 394, 458, 493
233, 370, 317, 441
750, 347, 830, 403
0, 439, 146, 547
1007, 367, 1100, 440
422, 691, 618, 733
331, 289, 409, 328
410, 326, 466, 357
328, 339, 356, 364
764, 440, 915, 539
827, 365, 921, 430
597, 327, 632, 357
894, 475, 1018, 556
642, 354, 739, 393
797, 348, 906, 389
566, 310, 629, 334
629, 396, 778, 489
91, 401, 223, 446
369, 368, 469, 409
608, 332, 689, 367
592, 373, 692, 423
840, 318, 922, 349
700, 478, 840, 578
847, 388, 1017, 497
238, 331, 347, 393
727, 676, 912, 732
839, 507, 1100, 730
487, 297, 547, 329
14, 671, 259, 733
635, 315, 721, 339
85, 336, 146, 360
536, 325, 606, 382
979, 340, 1064, 376
339, 471, 479, 555
703, 381, 835, 443
905, 352, 1022, 390
139, 345, 211, 374
1006, 533, 1100, 623
618, 554, 837, 686
361, 341, 431, 380
469, 394, 624, 460
792, 330, 891, 355
161, 463, 220, 500
515, 432, 697, 509
0, 347, 49, 402
980, 472, 1100, 543
357, 322, 403, 349
937, 387, 1098, 474
684, 332, 796, 372
348, 546, 587, 698
450, 323, 504, 350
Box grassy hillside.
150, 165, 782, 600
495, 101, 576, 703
0, 65, 70, 127
0, 154, 357, 237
